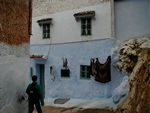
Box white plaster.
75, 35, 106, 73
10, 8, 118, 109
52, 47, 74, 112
112, 76, 129, 104
115, 0, 150, 42
0, 56, 30, 113
31, 3, 112, 45
111, 46, 119, 65
45, 97, 115, 108
0, 43, 29, 57
140, 40, 150, 48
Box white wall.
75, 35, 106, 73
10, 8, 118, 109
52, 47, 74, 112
115, 0, 150, 42
31, 2, 112, 45
0, 43, 30, 113
0, 56, 30, 113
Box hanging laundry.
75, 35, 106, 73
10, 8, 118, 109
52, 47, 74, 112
63, 58, 68, 68
50, 66, 55, 81
90, 58, 97, 77
90, 56, 111, 83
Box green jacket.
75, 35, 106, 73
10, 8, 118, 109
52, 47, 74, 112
26, 82, 44, 106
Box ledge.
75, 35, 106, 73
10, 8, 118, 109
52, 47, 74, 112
37, 18, 52, 25
74, 11, 95, 20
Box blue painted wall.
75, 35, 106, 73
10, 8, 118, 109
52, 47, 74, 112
30, 39, 124, 99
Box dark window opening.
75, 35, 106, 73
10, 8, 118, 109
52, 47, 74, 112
61, 69, 70, 78
42, 23, 50, 39
81, 18, 92, 36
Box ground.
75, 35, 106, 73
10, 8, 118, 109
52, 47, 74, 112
33, 106, 114, 113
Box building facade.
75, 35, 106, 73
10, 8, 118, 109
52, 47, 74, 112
30, 0, 150, 102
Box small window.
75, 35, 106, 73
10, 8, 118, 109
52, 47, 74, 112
42, 23, 50, 39
61, 69, 70, 78
80, 65, 91, 79
81, 18, 92, 36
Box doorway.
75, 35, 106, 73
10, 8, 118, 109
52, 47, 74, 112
36, 64, 45, 98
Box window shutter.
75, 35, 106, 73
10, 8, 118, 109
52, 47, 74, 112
42, 25, 44, 38
80, 65, 82, 78
87, 18, 91, 35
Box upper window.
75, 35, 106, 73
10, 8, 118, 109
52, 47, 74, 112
42, 23, 50, 39
37, 18, 52, 39
74, 11, 95, 36
80, 65, 91, 80
81, 18, 92, 36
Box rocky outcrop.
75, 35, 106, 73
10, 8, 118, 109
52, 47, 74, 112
116, 37, 149, 74
114, 37, 150, 113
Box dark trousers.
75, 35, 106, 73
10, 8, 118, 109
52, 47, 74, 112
28, 100, 42, 113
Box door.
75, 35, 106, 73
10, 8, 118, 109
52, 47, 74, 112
36, 64, 45, 98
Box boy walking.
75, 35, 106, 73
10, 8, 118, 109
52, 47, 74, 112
26, 75, 44, 113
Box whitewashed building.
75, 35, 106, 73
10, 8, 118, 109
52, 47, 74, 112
30, 0, 150, 103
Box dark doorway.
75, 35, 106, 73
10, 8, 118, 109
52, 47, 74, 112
36, 64, 45, 98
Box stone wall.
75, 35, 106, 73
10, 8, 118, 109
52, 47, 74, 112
0, 0, 32, 56
33, 0, 110, 17
0, 0, 31, 45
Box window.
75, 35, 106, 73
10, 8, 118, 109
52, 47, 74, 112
80, 65, 91, 79
61, 69, 70, 78
81, 18, 92, 36
37, 18, 52, 39
42, 23, 50, 39
73, 11, 95, 36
